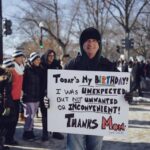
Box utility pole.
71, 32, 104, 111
0, 0, 2, 64
125, 0, 130, 62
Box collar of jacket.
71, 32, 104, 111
81, 49, 101, 65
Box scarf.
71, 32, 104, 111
14, 62, 24, 75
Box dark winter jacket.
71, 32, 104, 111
22, 64, 44, 103
130, 62, 143, 92
0, 67, 13, 116
65, 53, 117, 71
0, 68, 16, 138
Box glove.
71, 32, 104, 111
44, 96, 50, 108
124, 91, 133, 104
0, 75, 7, 81
2, 107, 10, 116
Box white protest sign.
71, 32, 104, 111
47, 70, 130, 136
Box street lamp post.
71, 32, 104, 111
39, 21, 45, 49
40, 27, 43, 49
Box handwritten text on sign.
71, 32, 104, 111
47, 70, 130, 136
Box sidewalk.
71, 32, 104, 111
7, 103, 150, 150
103, 103, 150, 150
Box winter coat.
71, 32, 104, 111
0, 67, 13, 116
130, 62, 141, 92
11, 69, 23, 100
65, 53, 117, 71
22, 64, 44, 103
11, 62, 24, 101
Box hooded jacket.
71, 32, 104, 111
41, 49, 62, 96
65, 27, 117, 72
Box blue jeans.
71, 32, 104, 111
67, 134, 103, 150
23, 102, 39, 131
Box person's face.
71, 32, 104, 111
83, 39, 99, 59
47, 52, 55, 64
62, 57, 70, 64
14, 56, 24, 65
32, 57, 41, 66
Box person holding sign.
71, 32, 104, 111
45, 27, 132, 150
64, 27, 122, 150
41, 49, 64, 141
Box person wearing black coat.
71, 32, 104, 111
64, 27, 119, 150
130, 60, 143, 96
40, 49, 64, 141
43, 28, 132, 149
22, 52, 43, 140
0, 60, 15, 150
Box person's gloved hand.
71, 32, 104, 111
44, 96, 50, 108
2, 107, 10, 116
124, 91, 133, 104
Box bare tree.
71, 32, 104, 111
103, 0, 150, 59
104, 0, 149, 33
72, 0, 111, 38
132, 4, 150, 58
67, 0, 117, 59
15, 0, 80, 54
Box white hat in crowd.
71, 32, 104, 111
29, 52, 40, 63
2, 59, 14, 68
12, 50, 24, 58
136, 55, 145, 62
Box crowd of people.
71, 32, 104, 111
116, 58, 150, 96
0, 27, 148, 150
0, 49, 67, 149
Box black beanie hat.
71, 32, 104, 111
80, 27, 101, 48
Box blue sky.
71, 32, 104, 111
3, 0, 19, 18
